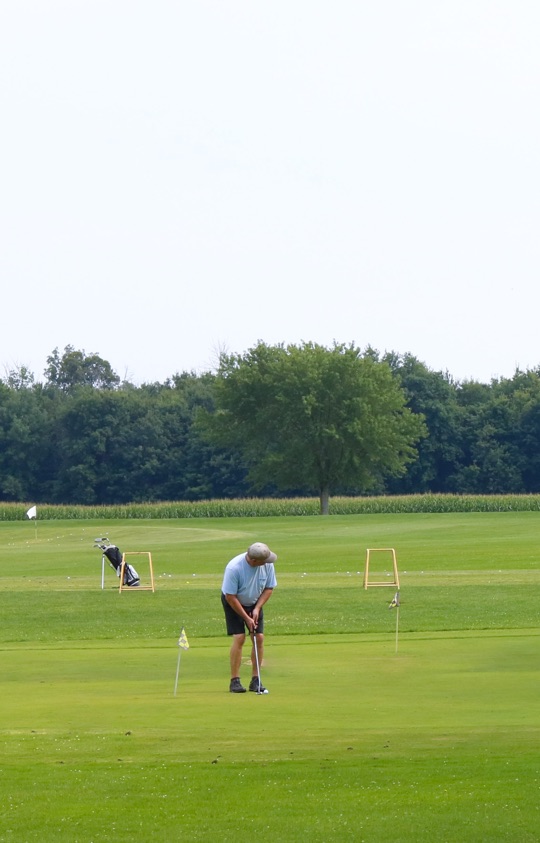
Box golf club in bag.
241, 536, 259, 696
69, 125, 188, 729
94, 538, 140, 588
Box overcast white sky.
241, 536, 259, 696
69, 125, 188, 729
1, 1, 540, 385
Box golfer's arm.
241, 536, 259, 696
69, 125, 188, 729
254, 588, 273, 611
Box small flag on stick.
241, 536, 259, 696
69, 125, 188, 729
178, 627, 190, 650
26, 505, 38, 541
389, 591, 400, 653
174, 627, 189, 696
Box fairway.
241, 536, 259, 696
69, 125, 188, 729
0, 514, 539, 841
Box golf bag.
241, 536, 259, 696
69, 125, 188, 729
95, 539, 140, 587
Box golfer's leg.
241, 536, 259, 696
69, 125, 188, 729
230, 633, 245, 678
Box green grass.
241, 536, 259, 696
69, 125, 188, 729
0, 513, 539, 841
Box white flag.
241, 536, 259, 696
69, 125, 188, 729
26, 505, 37, 520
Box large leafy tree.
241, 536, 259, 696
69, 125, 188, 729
44, 345, 120, 391
205, 341, 426, 513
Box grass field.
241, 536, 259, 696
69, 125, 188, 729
0, 513, 539, 841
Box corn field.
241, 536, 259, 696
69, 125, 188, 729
3, 493, 540, 520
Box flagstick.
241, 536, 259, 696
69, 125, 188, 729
174, 627, 189, 695
395, 606, 400, 654
173, 650, 182, 697
101, 554, 105, 590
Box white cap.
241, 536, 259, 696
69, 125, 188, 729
247, 542, 277, 564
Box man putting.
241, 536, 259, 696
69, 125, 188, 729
221, 542, 278, 693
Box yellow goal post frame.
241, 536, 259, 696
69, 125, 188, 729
363, 548, 400, 590
119, 552, 155, 593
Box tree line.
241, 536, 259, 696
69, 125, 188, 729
2, 343, 540, 510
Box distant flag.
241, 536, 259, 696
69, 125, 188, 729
389, 591, 400, 609
174, 627, 190, 696
178, 627, 190, 650
26, 505, 37, 520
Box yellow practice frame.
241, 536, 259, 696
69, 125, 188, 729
119, 551, 155, 593
363, 548, 399, 590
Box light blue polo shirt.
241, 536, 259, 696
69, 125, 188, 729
221, 553, 277, 606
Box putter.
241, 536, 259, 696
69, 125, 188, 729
252, 627, 268, 694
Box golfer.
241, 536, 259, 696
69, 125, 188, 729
221, 542, 278, 693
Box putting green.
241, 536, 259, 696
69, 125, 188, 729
0, 514, 538, 841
